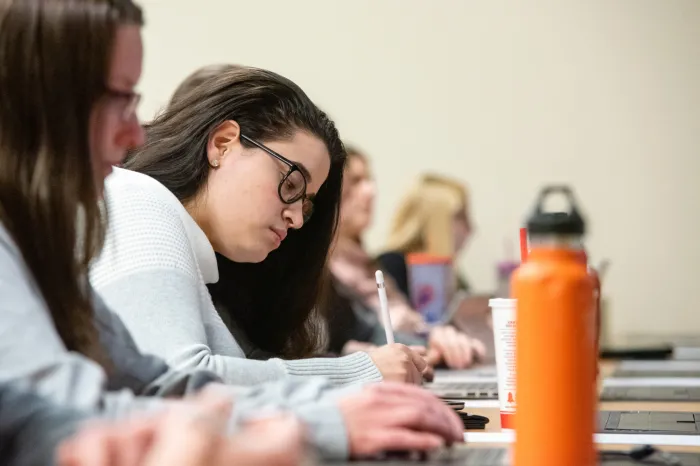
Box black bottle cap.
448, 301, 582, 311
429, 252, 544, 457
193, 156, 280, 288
526, 185, 586, 235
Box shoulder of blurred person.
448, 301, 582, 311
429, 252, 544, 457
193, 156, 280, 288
376, 250, 409, 297
325, 279, 426, 352
0, 383, 87, 466
323, 280, 379, 354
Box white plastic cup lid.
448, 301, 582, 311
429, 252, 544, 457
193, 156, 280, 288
489, 298, 516, 308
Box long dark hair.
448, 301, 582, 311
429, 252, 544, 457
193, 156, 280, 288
0, 0, 143, 365
168, 64, 242, 108
124, 66, 346, 358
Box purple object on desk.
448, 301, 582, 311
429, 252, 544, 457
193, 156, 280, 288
496, 261, 519, 298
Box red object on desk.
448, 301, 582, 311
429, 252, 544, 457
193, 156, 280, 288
519, 228, 528, 262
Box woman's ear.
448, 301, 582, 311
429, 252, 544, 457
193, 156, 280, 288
207, 120, 241, 167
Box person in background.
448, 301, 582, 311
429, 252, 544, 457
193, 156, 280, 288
0, 0, 463, 462
326, 147, 486, 369
378, 173, 493, 347
379, 173, 472, 296
90, 64, 428, 387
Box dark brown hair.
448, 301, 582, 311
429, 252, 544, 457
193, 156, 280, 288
124, 66, 346, 358
0, 0, 143, 364
168, 64, 242, 108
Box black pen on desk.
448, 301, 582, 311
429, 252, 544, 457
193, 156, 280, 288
375, 270, 395, 344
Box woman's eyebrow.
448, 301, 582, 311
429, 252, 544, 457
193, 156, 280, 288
295, 161, 312, 184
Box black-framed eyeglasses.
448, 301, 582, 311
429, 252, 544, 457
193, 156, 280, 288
104, 86, 141, 122
240, 134, 314, 223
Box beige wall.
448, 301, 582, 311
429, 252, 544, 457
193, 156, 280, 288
137, 0, 700, 340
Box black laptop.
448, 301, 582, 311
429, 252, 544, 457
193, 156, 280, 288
598, 411, 700, 434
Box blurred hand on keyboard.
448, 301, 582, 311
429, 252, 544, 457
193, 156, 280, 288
426, 326, 486, 369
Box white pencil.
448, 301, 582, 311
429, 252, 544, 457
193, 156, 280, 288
375, 270, 395, 344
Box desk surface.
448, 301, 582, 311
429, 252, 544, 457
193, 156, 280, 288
460, 360, 700, 452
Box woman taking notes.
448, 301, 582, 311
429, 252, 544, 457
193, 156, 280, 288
0, 1, 306, 463
90, 65, 427, 385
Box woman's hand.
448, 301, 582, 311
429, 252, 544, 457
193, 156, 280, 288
342, 340, 378, 355
390, 307, 428, 333
57, 393, 307, 466
337, 382, 464, 458
368, 343, 429, 384
426, 325, 486, 369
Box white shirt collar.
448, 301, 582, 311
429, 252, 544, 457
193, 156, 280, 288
181, 213, 219, 284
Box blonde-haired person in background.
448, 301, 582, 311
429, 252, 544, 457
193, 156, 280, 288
379, 174, 472, 296
326, 147, 486, 369
378, 174, 494, 354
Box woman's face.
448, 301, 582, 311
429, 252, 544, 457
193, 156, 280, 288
339, 156, 376, 239
201, 123, 331, 263
89, 25, 145, 196
452, 207, 473, 254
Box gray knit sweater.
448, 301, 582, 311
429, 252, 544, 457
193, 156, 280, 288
0, 222, 353, 460
0, 384, 85, 466
90, 167, 382, 386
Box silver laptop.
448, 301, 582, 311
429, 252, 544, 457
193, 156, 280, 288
674, 337, 700, 360
425, 381, 498, 400
613, 360, 700, 378
343, 413, 700, 465
427, 365, 499, 400
433, 365, 498, 382
343, 448, 508, 465
429, 383, 700, 402
601, 386, 700, 402
343, 446, 700, 465
609, 334, 700, 361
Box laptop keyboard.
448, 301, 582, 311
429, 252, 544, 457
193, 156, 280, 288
425, 382, 499, 399
614, 370, 700, 378
335, 448, 700, 465
345, 448, 508, 465
460, 448, 509, 465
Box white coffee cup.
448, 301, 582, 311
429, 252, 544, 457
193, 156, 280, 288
490, 298, 517, 430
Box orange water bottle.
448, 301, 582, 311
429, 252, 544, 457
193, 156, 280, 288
590, 265, 601, 371
512, 186, 596, 466
578, 249, 602, 378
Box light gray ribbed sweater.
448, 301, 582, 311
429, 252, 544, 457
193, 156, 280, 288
0, 221, 354, 460
90, 167, 382, 387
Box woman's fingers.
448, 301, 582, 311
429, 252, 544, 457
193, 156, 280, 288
57, 425, 115, 466
365, 429, 445, 454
